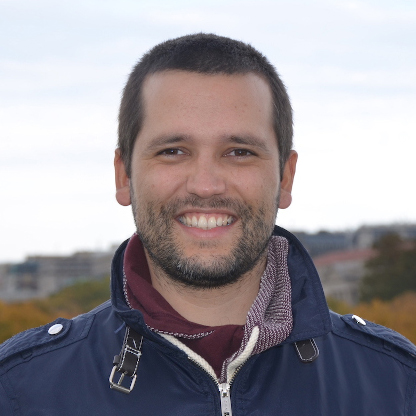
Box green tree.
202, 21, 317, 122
360, 233, 416, 302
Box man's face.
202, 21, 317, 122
115, 70, 295, 288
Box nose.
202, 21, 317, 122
186, 156, 226, 198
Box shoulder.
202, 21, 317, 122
329, 310, 416, 369
0, 300, 112, 373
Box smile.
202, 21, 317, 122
178, 213, 235, 230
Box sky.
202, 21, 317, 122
1, 0, 415, 263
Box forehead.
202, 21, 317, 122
142, 70, 273, 125
134, 70, 278, 159
141, 70, 272, 101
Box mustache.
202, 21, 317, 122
160, 196, 253, 215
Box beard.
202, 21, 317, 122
131, 193, 278, 289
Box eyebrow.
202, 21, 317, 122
144, 134, 272, 154
226, 135, 271, 154
144, 135, 191, 151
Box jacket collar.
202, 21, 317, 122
110, 226, 332, 344
273, 226, 332, 343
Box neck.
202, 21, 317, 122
145, 253, 267, 327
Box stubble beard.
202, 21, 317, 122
131, 193, 278, 289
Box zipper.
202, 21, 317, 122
188, 358, 237, 416
219, 382, 232, 416
160, 327, 259, 416
218, 360, 246, 416
188, 355, 247, 416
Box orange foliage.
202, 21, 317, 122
352, 292, 416, 344
1, 284, 415, 346
0, 300, 73, 343
0, 277, 110, 343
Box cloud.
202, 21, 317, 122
1, 0, 415, 261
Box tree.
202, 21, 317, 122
360, 233, 416, 302
34, 277, 111, 316
0, 301, 53, 342
0, 277, 110, 343
353, 293, 416, 344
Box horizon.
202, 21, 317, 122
2, 220, 415, 264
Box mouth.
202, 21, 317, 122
178, 213, 236, 230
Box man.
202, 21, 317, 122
1, 34, 415, 415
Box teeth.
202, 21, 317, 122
180, 214, 234, 230
208, 217, 217, 229
198, 216, 208, 229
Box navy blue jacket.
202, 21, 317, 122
1, 227, 416, 415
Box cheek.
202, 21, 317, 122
236, 170, 279, 202
134, 166, 186, 202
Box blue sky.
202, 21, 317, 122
1, 0, 415, 262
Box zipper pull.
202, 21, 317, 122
219, 383, 232, 416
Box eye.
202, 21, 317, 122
158, 148, 186, 156
226, 148, 255, 157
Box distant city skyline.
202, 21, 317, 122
3, 222, 415, 304
3, 221, 416, 264
1, 0, 415, 262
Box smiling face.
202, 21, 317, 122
115, 70, 297, 288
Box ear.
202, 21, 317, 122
114, 149, 131, 206
278, 150, 298, 209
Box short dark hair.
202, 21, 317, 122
118, 33, 293, 177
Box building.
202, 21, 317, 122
293, 230, 353, 257
313, 248, 375, 304
0, 248, 115, 302
1, 223, 415, 303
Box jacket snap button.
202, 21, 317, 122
48, 323, 64, 335
352, 315, 366, 326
